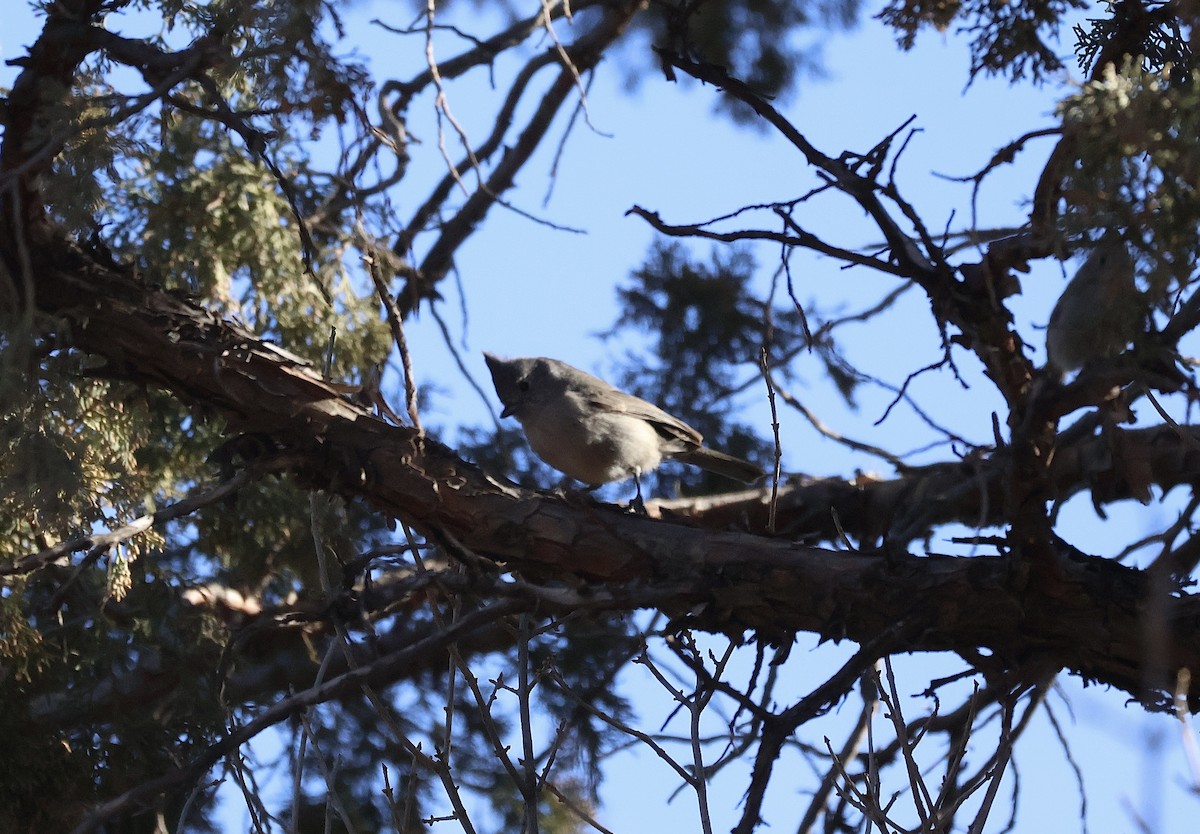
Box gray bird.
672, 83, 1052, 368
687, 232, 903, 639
484, 353, 764, 491
1045, 233, 1140, 377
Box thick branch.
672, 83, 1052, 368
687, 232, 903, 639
7, 226, 1200, 713
650, 424, 1200, 545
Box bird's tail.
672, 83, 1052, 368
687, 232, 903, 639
673, 447, 764, 483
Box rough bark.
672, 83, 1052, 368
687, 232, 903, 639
9, 222, 1200, 711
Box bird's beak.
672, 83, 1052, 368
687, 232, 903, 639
500, 403, 516, 419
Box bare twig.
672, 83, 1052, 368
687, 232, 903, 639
628, 204, 907, 278
796, 669, 879, 834
1173, 668, 1200, 792
760, 348, 783, 532
8, 468, 257, 576
422, 0, 483, 196
767, 371, 907, 468
543, 665, 696, 784
878, 658, 933, 827
365, 232, 423, 429
70, 600, 522, 834
1044, 699, 1091, 834
415, 3, 642, 289
965, 697, 1016, 834
732, 626, 915, 834
518, 614, 541, 834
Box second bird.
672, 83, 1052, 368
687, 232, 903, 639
484, 353, 764, 488
1045, 233, 1140, 377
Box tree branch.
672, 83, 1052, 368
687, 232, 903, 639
6, 226, 1200, 714
69, 598, 526, 834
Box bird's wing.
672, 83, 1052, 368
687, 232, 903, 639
586, 386, 703, 446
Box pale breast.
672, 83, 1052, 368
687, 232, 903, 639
521, 409, 663, 485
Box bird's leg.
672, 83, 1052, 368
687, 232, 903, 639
629, 472, 647, 515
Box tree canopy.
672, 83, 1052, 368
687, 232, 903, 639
2, 0, 1200, 832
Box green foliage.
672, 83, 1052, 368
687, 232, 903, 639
879, 0, 1086, 83
0, 343, 203, 557
0, 317, 234, 825
37, 67, 129, 235
1073, 0, 1194, 78
1059, 60, 1200, 295
114, 118, 391, 369
0, 555, 226, 833
0, 693, 95, 833
37, 0, 388, 374
191, 480, 396, 595
0, 577, 41, 678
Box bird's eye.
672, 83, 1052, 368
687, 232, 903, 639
518, 380, 530, 392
